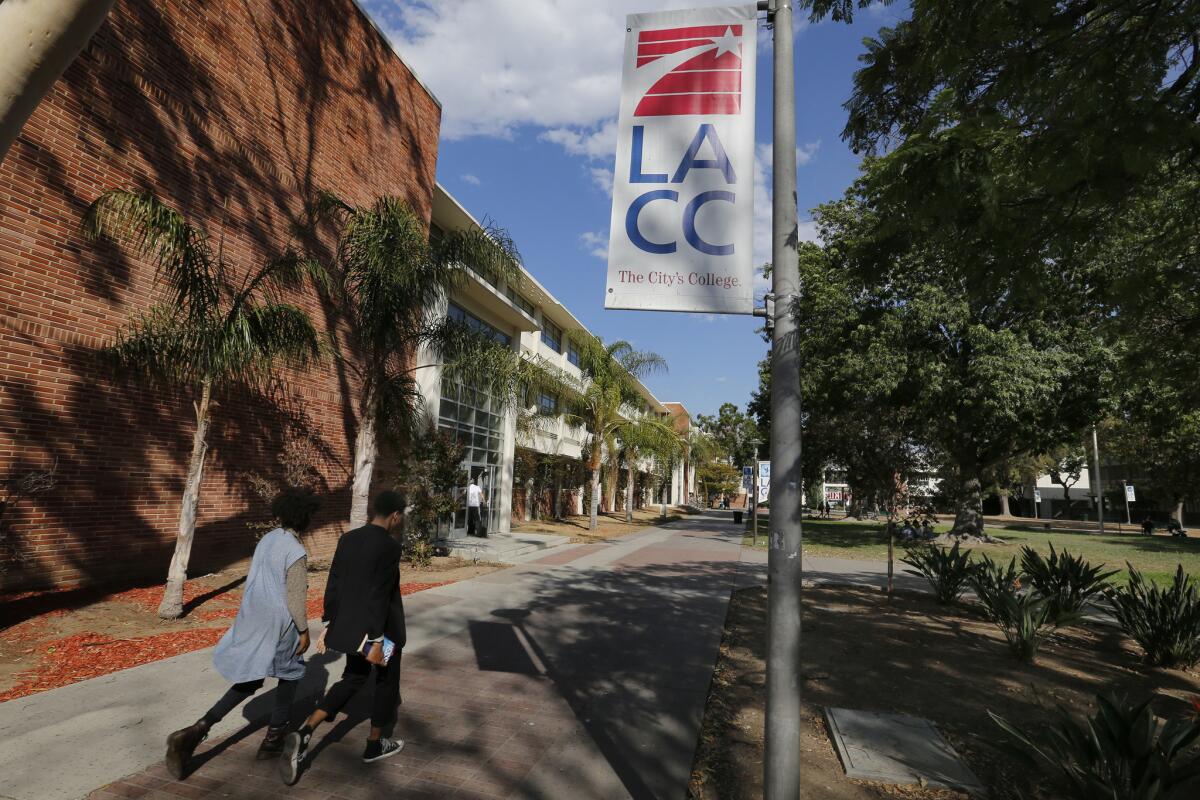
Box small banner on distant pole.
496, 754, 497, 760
605, 5, 757, 315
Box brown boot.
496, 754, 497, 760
165, 720, 209, 779
256, 724, 288, 760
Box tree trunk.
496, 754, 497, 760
523, 477, 533, 522
554, 473, 563, 520
157, 381, 212, 619
952, 475, 984, 537
349, 387, 378, 529
998, 492, 1011, 518
605, 460, 618, 513
628, 462, 638, 525
1174, 500, 1185, 525
0, 0, 117, 166
589, 466, 600, 530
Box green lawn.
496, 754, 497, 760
742, 518, 1200, 585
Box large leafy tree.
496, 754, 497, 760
696, 402, 760, 468
796, 188, 1112, 536
86, 190, 322, 618
316, 195, 548, 527
619, 414, 683, 523
560, 337, 666, 530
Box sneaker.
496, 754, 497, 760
362, 737, 404, 763
278, 728, 310, 785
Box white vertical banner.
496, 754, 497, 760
605, 5, 757, 315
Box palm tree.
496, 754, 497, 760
86, 190, 323, 618
620, 415, 684, 523
561, 337, 666, 530
0, 1, 117, 166
316, 194, 555, 527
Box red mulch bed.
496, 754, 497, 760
0, 581, 454, 703
0, 629, 226, 703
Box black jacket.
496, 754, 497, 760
322, 523, 406, 654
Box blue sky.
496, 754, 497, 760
359, 1, 905, 417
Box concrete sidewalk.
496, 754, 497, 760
1, 512, 762, 800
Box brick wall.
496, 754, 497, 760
0, 0, 441, 589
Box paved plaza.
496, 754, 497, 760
2, 512, 771, 800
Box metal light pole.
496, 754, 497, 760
761, 0, 803, 797
1091, 426, 1104, 535
749, 436, 761, 544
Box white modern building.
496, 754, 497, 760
416, 185, 695, 539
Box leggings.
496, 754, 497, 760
202, 678, 298, 727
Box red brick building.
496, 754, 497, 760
0, 0, 441, 589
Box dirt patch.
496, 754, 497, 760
0, 556, 505, 700
690, 585, 1200, 800
514, 508, 684, 543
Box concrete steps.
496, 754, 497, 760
435, 531, 571, 564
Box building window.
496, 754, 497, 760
506, 285, 535, 316
448, 302, 512, 346
542, 318, 562, 352
536, 392, 558, 415
566, 338, 581, 367
438, 379, 504, 530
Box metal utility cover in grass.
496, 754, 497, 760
825, 707, 985, 795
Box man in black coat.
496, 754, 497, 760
279, 491, 407, 785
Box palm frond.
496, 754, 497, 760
84, 190, 222, 317
433, 218, 523, 290
376, 370, 426, 439
100, 306, 208, 387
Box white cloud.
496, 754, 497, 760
461, 173, 481, 186
715, 376, 728, 382
752, 141, 821, 287
589, 166, 614, 196
375, 1, 716, 140
580, 230, 609, 259
540, 119, 618, 160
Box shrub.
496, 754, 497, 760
901, 542, 974, 604
990, 693, 1200, 799
1021, 544, 1117, 623
1107, 565, 1200, 668
971, 555, 1023, 622
997, 590, 1061, 662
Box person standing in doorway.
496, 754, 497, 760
165, 488, 320, 779
279, 490, 408, 785
466, 473, 487, 538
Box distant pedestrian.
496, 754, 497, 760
824, 501, 831, 518
1142, 516, 1154, 536
280, 490, 408, 785
164, 488, 320, 779
466, 474, 487, 537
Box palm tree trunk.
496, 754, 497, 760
0, 0, 116, 166
157, 380, 212, 619
524, 476, 534, 522
626, 462, 634, 523
349, 387, 378, 528
589, 465, 601, 530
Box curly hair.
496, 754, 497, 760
271, 487, 321, 532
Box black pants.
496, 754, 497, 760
317, 651, 402, 729
467, 506, 483, 537
202, 678, 297, 727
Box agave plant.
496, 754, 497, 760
971, 555, 1023, 622
1021, 544, 1117, 623
990, 693, 1200, 799
901, 542, 974, 604
1107, 565, 1200, 669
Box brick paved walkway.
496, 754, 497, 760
26, 513, 758, 800
87, 624, 627, 800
